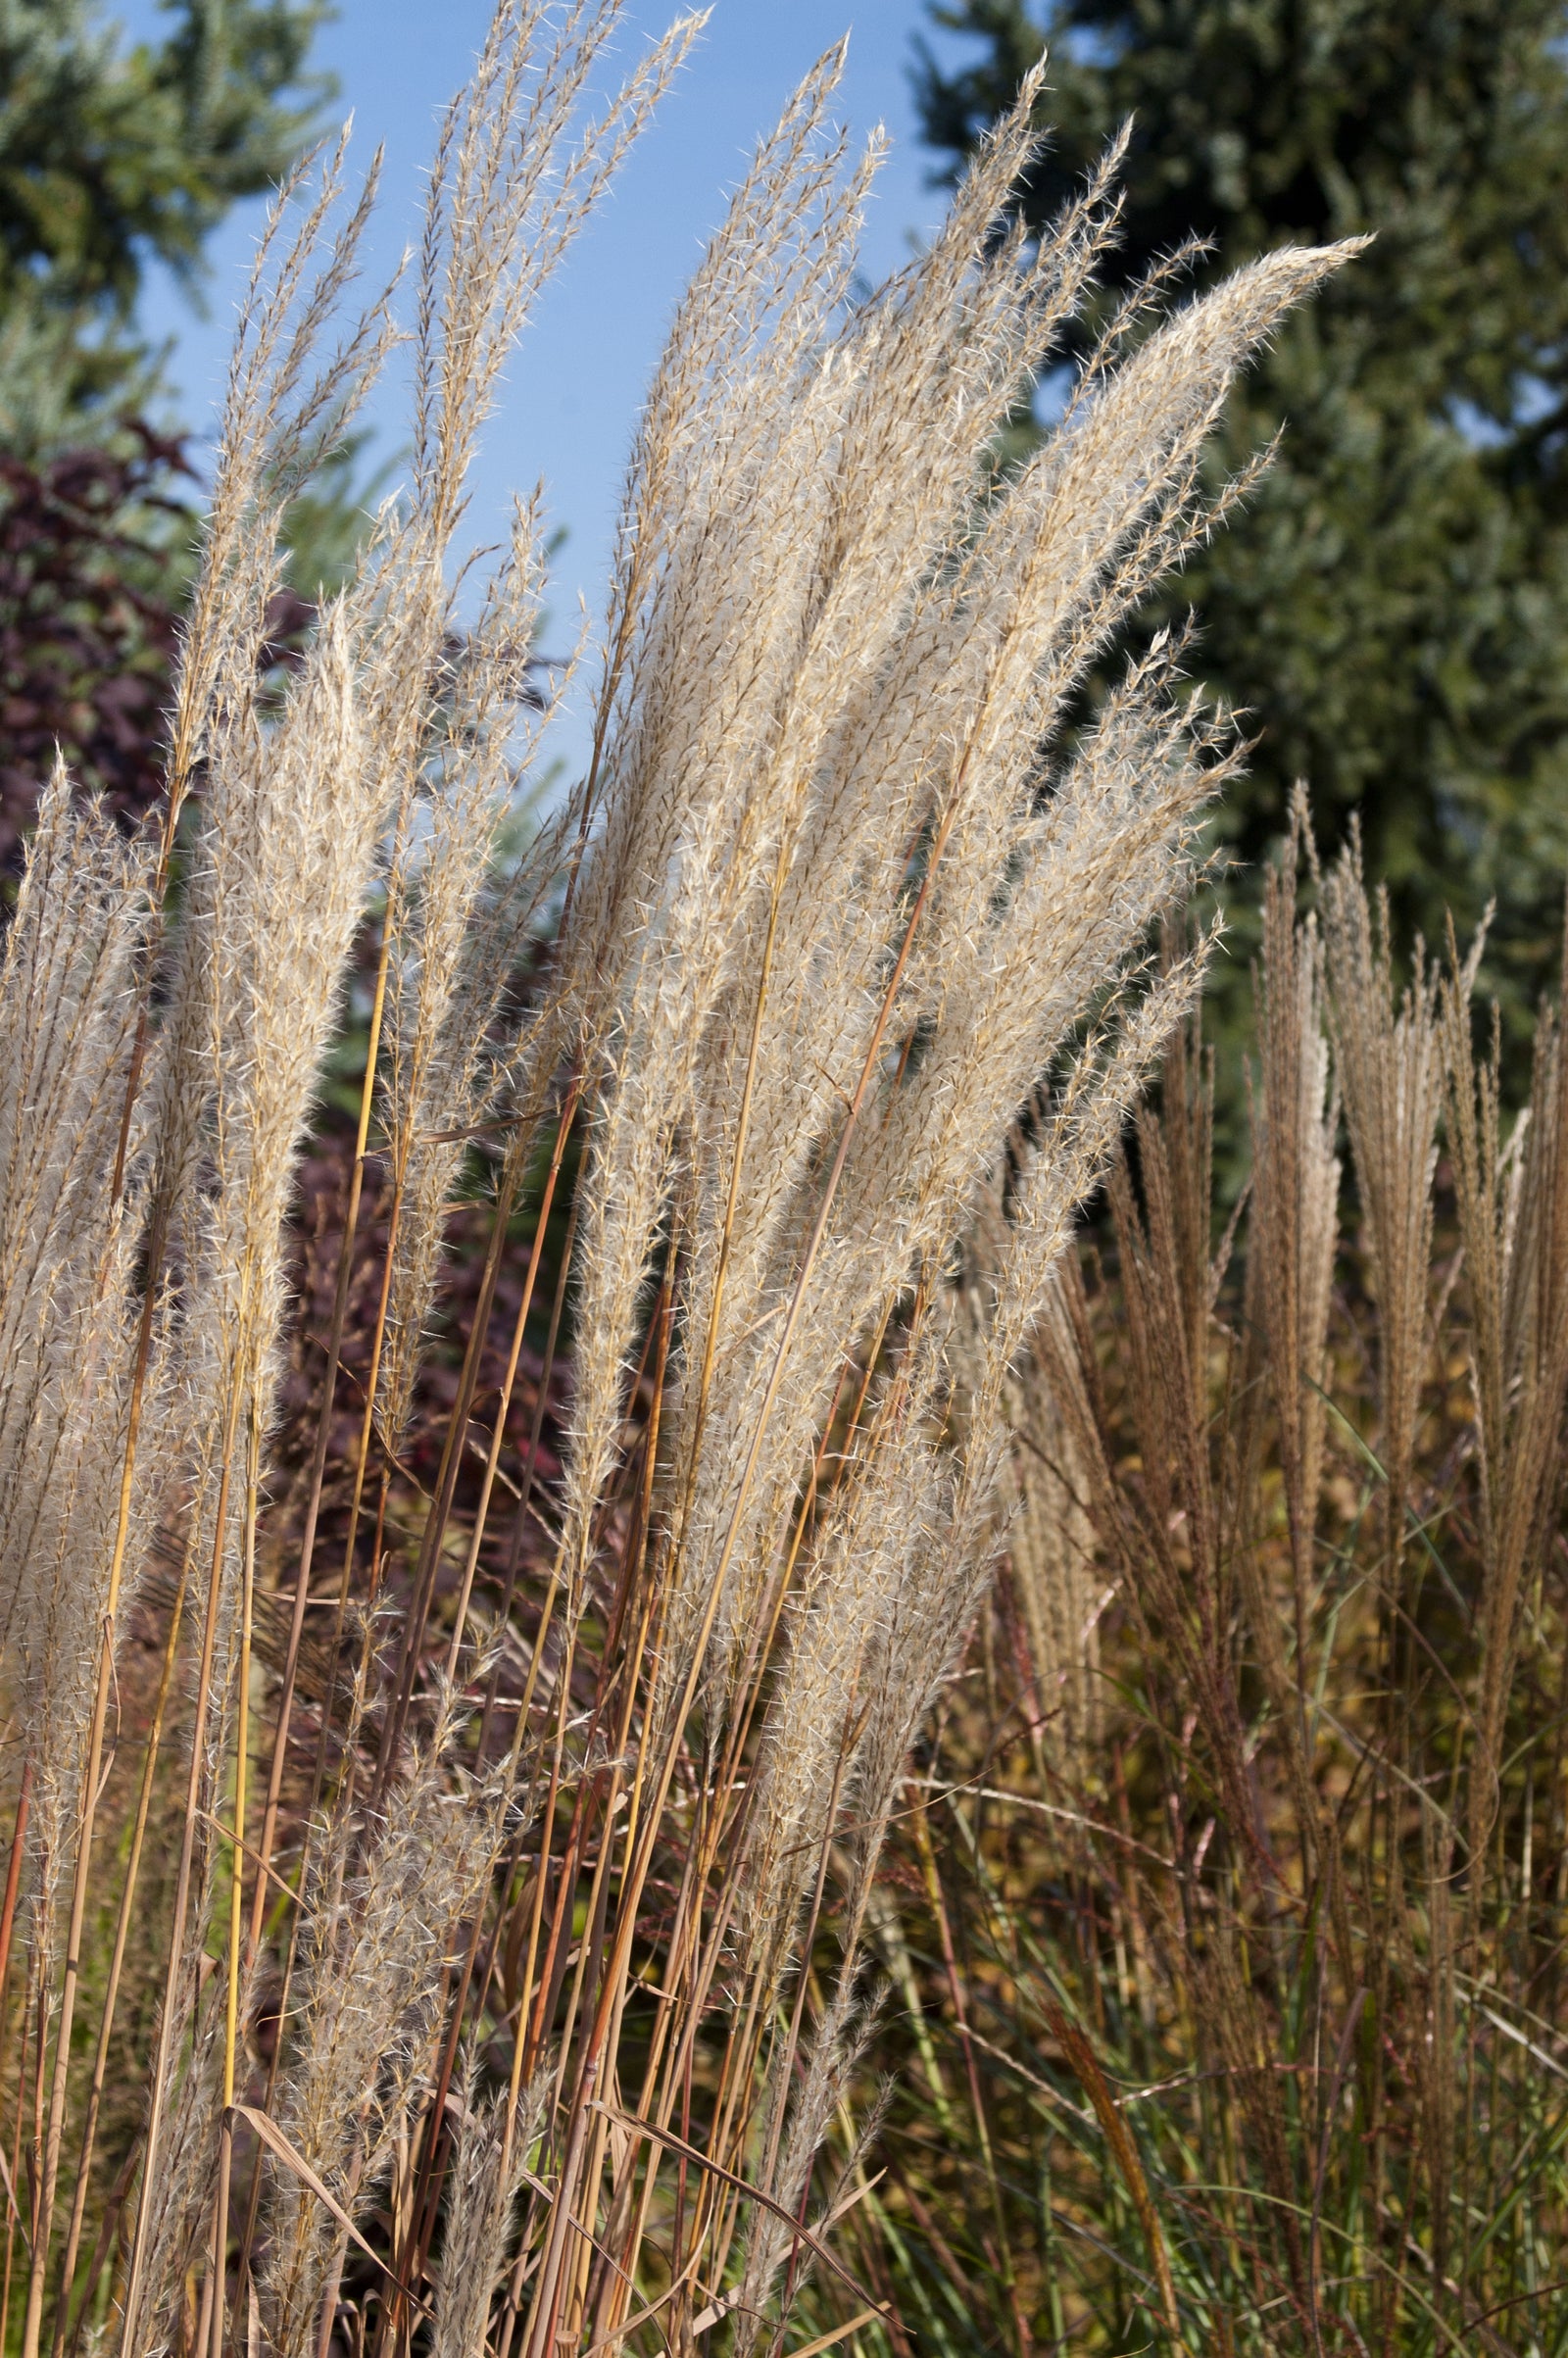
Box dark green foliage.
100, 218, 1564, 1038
0, 0, 331, 428
916, 0, 1568, 1028
0, 1, 342, 865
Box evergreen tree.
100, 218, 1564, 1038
0, 0, 330, 434
0, 1, 331, 859
916, 0, 1568, 1018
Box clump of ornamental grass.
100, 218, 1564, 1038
867, 806, 1568, 2358
0, 6, 1356, 2353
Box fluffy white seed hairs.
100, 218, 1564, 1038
0, 9, 1365, 2351
0, 768, 173, 1929
542, 36, 1359, 1738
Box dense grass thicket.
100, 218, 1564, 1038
9, 7, 1559, 2357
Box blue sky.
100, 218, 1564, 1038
115, 0, 978, 771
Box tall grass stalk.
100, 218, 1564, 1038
0, 8, 1353, 2353
870, 810, 1568, 2355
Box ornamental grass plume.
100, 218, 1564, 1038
865, 837, 1568, 2356
0, 8, 1357, 2354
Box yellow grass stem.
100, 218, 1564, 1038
118, 1251, 256, 2358
48, 1539, 195, 2356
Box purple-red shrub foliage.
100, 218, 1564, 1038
0, 422, 192, 869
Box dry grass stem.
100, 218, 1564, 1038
0, 13, 1359, 2355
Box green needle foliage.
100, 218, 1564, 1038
0, 2, 361, 867
0, 0, 331, 436
915, 0, 1568, 1038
